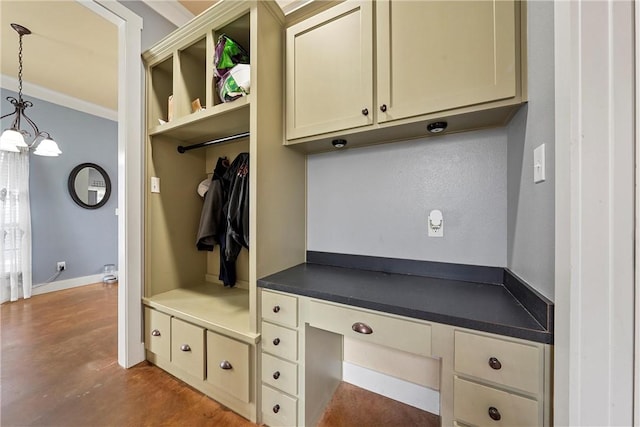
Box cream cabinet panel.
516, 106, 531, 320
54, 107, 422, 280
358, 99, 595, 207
262, 290, 298, 328
144, 307, 171, 360
206, 331, 250, 403
262, 385, 298, 427
171, 318, 205, 380
308, 300, 431, 356
376, 0, 517, 123
454, 330, 541, 394
262, 322, 298, 361
286, 0, 373, 140
454, 376, 540, 427
262, 352, 298, 396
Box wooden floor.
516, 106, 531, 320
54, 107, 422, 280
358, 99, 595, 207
1, 283, 439, 427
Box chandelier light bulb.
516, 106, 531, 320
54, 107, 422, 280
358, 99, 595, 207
0, 129, 26, 152
33, 138, 62, 157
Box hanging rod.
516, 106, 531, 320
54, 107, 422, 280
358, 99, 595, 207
177, 131, 250, 153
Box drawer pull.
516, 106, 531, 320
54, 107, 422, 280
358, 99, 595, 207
151, 329, 161, 337
273, 338, 281, 346
180, 344, 191, 352
273, 305, 281, 313
380, 104, 387, 112
273, 404, 280, 414
362, 108, 369, 116
219, 360, 232, 370
352, 322, 373, 335
488, 357, 502, 370
488, 406, 501, 421
273, 371, 281, 380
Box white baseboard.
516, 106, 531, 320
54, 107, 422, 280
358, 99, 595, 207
342, 361, 440, 415
32, 274, 107, 296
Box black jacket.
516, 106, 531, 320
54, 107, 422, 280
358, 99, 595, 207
196, 157, 229, 251
223, 152, 249, 262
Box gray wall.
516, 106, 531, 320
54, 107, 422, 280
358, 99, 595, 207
307, 129, 508, 267
0, 88, 118, 284
119, 1, 177, 51
507, 1, 555, 300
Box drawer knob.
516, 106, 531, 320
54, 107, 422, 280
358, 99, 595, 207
352, 322, 373, 335
488, 357, 502, 370
380, 104, 387, 112
273, 404, 280, 414
151, 329, 161, 337
180, 344, 191, 352
362, 108, 369, 116
488, 406, 501, 421
273, 371, 281, 380
219, 360, 232, 370
273, 338, 281, 346
273, 305, 281, 313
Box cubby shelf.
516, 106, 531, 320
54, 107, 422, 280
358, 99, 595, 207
149, 95, 250, 144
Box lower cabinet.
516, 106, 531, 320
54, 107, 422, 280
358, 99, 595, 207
143, 306, 255, 421
259, 290, 552, 427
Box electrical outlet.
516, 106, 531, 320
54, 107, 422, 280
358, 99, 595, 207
57, 261, 66, 271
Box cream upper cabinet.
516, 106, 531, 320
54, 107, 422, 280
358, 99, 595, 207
285, 0, 524, 151
285, 0, 373, 140
376, 0, 517, 123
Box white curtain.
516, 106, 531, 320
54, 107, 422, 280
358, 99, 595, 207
0, 150, 32, 302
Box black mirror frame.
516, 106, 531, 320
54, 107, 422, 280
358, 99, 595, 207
68, 163, 111, 210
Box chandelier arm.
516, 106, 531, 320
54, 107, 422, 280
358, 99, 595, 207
19, 110, 41, 146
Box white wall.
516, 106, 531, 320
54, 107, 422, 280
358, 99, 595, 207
307, 128, 508, 267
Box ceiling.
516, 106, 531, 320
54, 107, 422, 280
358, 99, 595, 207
0, 1, 307, 116
0, 1, 118, 111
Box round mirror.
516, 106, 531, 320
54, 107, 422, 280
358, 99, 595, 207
68, 163, 111, 209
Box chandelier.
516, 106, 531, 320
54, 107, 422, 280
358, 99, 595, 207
0, 23, 61, 156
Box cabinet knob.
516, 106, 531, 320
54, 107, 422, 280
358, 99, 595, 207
352, 322, 373, 335
273, 404, 281, 414
488, 406, 501, 421
380, 104, 387, 112
273, 371, 281, 380
151, 329, 161, 337
219, 360, 232, 370
180, 344, 191, 352
273, 305, 281, 313
488, 357, 502, 370
273, 337, 281, 346
362, 108, 369, 116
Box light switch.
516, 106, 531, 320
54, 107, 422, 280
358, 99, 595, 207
151, 176, 160, 193
534, 144, 546, 183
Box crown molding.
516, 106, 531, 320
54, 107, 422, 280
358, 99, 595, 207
0, 75, 118, 121
141, 0, 194, 27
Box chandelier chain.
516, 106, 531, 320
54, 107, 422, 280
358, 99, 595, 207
17, 34, 23, 99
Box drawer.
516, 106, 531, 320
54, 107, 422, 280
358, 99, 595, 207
454, 376, 540, 427
262, 290, 298, 328
171, 318, 205, 380
454, 330, 541, 394
262, 384, 297, 427
262, 352, 298, 396
262, 322, 298, 361
206, 331, 250, 403
308, 300, 431, 356
144, 307, 171, 360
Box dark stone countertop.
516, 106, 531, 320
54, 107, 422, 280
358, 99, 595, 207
258, 260, 553, 344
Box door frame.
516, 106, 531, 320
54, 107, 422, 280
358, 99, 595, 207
78, 0, 145, 368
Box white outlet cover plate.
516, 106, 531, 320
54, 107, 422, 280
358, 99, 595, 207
534, 144, 546, 183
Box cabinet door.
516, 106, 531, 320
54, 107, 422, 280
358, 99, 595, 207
286, 0, 373, 140
376, 0, 517, 123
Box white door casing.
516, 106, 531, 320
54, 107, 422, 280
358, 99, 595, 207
554, 1, 635, 426
78, 0, 144, 369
